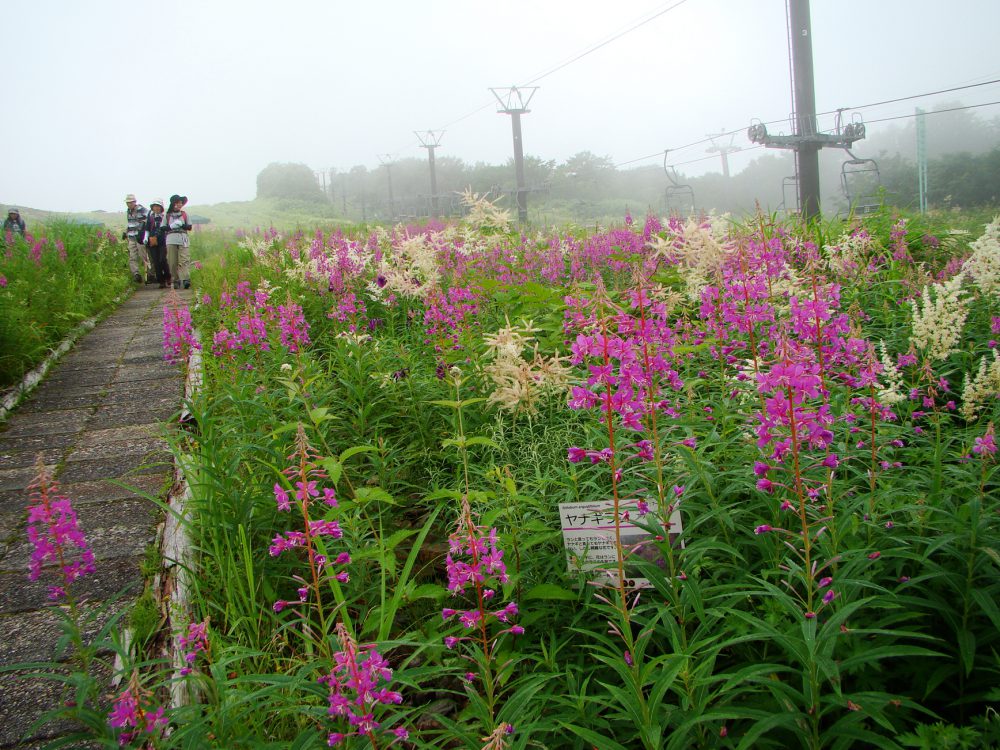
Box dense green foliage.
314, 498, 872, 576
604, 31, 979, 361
15, 205, 1000, 748
0, 223, 130, 388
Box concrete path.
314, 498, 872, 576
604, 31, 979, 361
0, 288, 185, 749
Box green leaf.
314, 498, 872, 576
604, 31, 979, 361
559, 722, 632, 750
354, 487, 395, 506
319, 458, 342, 486
957, 628, 976, 677
524, 584, 578, 601
339, 445, 377, 462
465, 436, 500, 449
308, 406, 333, 424
407, 583, 446, 601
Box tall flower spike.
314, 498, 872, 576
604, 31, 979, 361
320, 622, 407, 746
25, 458, 95, 600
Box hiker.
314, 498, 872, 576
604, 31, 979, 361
165, 195, 192, 289
3, 207, 25, 238
144, 199, 171, 288
123, 194, 149, 283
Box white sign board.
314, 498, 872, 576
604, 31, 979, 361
558, 499, 683, 588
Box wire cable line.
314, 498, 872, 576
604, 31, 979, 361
613, 76, 1000, 170
862, 99, 1000, 126
430, 1, 693, 136
818, 78, 1000, 117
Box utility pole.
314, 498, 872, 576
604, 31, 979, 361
748, 0, 865, 221
490, 86, 538, 224
415, 130, 444, 218
916, 107, 928, 213
377, 154, 396, 221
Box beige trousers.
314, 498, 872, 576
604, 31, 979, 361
167, 243, 191, 284
127, 237, 146, 277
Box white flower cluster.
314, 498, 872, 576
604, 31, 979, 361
963, 215, 1000, 296
961, 350, 1000, 421
652, 217, 732, 301
824, 229, 875, 275
909, 272, 969, 361
481, 318, 569, 415
460, 188, 512, 235
239, 233, 282, 265
877, 341, 906, 405
370, 231, 441, 300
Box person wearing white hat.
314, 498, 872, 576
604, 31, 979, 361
123, 193, 148, 284
143, 199, 171, 288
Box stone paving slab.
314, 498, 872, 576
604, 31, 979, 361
0, 433, 77, 454
0, 410, 92, 439
0, 556, 144, 615
85, 406, 177, 430
57, 455, 171, 485
0, 603, 123, 664
54, 474, 169, 506
0, 447, 67, 471
0, 287, 185, 748
74, 425, 161, 448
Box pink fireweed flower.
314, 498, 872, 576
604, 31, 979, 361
270, 425, 350, 612
274, 483, 291, 511
177, 619, 210, 676
162, 296, 200, 364
754, 525, 772, 535
320, 622, 406, 746
442, 496, 523, 677
277, 298, 311, 353
108, 687, 168, 746
0, 274, 7, 287
972, 423, 996, 456
25, 460, 95, 600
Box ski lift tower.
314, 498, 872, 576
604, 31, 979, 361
415, 130, 444, 218
490, 86, 538, 224
747, 0, 866, 220
377, 153, 396, 221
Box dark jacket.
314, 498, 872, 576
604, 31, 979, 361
143, 211, 168, 247
3, 216, 25, 236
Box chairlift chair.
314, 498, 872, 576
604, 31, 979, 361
663, 151, 696, 217
779, 174, 800, 216
840, 150, 881, 216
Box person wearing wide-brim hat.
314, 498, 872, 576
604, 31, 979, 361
164, 195, 192, 289
144, 199, 171, 288
3, 207, 25, 238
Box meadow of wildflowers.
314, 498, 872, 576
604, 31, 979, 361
0, 222, 130, 387
17, 203, 1000, 748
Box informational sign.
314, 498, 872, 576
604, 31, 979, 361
558, 499, 683, 588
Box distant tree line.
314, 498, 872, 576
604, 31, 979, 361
255, 103, 1000, 222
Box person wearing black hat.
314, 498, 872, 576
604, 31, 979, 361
164, 195, 192, 289
3, 207, 25, 238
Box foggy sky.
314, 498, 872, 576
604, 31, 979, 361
3, 0, 999, 212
